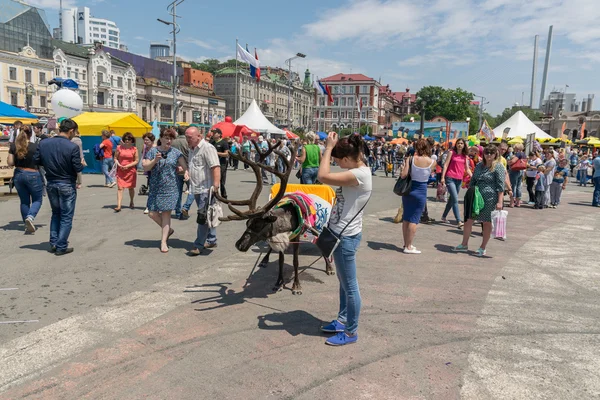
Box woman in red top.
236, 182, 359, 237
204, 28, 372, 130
99, 130, 115, 187
114, 132, 139, 211
440, 138, 471, 228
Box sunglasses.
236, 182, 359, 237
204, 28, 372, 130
123, 139, 133, 142
484, 152, 496, 156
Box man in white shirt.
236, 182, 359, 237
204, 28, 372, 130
185, 127, 221, 256
8, 120, 23, 143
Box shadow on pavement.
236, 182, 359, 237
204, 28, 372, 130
1, 221, 46, 231
379, 217, 395, 223
124, 238, 192, 250
20, 242, 52, 252
434, 244, 459, 254
568, 202, 594, 207
367, 240, 403, 252
257, 310, 325, 337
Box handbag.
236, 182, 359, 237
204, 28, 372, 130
510, 158, 527, 171
316, 194, 371, 259
393, 156, 412, 196
491, 210, 508, 239
207, 187, 223, 228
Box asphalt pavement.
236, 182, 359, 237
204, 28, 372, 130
0, 168, 599, 399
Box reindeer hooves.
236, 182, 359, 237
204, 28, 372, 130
326, 269, 336, 276
292, 289, 303, 295
272, 285, 283, 292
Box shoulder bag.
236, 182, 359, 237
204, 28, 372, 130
316, 193, 372, 259
393, 156, 412, 196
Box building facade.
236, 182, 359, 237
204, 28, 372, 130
0, 0, 54, 59
182, 67, 213, 91
0, 45, 55, 119
60, 7, 121, 50
53, 40, 136, 113
150, 43, 170, 60
315, 73, 382, 132
136, 77, 225, 125
214, 66, 314, 129
378, 84, 402, 130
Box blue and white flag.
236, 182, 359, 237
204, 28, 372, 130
313, 79, 324, 95
237, 43, 260, 70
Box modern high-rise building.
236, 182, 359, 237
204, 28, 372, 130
60, 7, 121, 49
150, 43, 170, 60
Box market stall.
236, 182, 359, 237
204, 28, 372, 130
72, 112, 151, 173
0, 101, 38, 125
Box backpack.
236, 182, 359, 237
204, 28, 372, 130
93, 143, 104, 161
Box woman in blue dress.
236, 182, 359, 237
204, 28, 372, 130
143, 129, 188, 253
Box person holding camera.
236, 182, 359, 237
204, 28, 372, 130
143, 129, 188, 253
185, 127, 220, 256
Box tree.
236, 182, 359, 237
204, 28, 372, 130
402, 114, 420, 122
415, 86, 475, 122
189, 59, 237, 75
494, 107, 543, 126
359, 125, 373, 135
339, 127, 353, 137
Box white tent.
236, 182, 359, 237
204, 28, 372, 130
492, 110, 552, 139
234, 99, 285, 136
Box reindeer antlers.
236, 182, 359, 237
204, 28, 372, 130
214, 139, 299, 222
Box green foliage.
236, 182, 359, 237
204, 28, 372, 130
339, 128, 353, 137
415, 86, 475, 121
189, 59, 237, 75
494, 107, 543, 126
402, 114, 421, 122
359, 125, 373, 135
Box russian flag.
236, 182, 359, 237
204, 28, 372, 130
325, 85, 333, 104
246, 44, 257, 80
254, 48, 260, 82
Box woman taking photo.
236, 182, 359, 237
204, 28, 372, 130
297, 131, 321, 184
400, 139, 434, 254
8, 126, 43, 233
440, 138, 471, 228
525, 151, 542, 205
318, 132, 371, 346
114, 132, 139, 212
143, 129, 187, 253
453, 145, 505, 257
506, 143, 526, 207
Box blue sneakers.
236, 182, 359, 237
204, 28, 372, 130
321, 320, 345, 333
325, 332, 358, 346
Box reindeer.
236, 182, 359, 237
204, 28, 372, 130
214, 139, 334, 295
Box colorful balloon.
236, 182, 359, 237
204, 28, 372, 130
51, 89, 83, 119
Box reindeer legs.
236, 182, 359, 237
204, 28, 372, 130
292, 242, 302, 295
324, 256, 335, 276
273, 251, 285, 292
259, 248, 272, 268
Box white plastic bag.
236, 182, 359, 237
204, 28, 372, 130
108, 162, 117, 180
491, 210, 508, 240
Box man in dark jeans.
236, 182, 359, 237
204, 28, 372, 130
172, 126, 190, 219
34, 119, 84, 255
210, 128, 229, 199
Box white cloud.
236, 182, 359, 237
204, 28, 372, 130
186, 39, 213, 50
134, 36, 146, 41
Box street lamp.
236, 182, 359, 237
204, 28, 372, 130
157, 0, 185, 125
466, 117, 471, 137
285, 52, 306, 128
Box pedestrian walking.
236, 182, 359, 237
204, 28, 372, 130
453, 145, 505, 257
142, 129, 187, 253
318, 132, 371, 346
592, 153, 600, 207
210, 128, 229, 199
230, 138, 240, 170
71, 130, 87, 189
241, 137, 251, 169
534, 165, 547, 209
171, 126, 190, 219
549, 158, 569, 208
525, 151, 542, 205
440, 138, 471, 229
543, 150, 556, 207
185, 127, 220, 255
578, 154, 591, 186
506, 143, 526, 207
7, 126, 43, 233
99, 130, 116, 187
114, 132, 139, 212
33, 119, 84, 255
400, 139, 435, 254
140, 133, 155, 214
297, 131, 320, 184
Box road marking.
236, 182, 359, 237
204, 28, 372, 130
0, 320, 38, 324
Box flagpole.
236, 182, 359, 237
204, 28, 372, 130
254, 48, 258, 109
235, 38, 239, 120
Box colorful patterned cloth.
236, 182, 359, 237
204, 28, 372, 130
274, 191, 317, 239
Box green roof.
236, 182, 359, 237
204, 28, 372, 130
52, 39, 130, 68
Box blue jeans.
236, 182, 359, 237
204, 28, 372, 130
593, 176, 600, 206
509, 170, 523, 199
182, 192, 195, 212
47, 182, 77, 251
442, 178, 462, 222
333, 232, 362, 334
102, 158, 115, 185
301, 167, 318, 184
13, 169, 44, 221
194, 193, 217, 248
175, 175, 184, 217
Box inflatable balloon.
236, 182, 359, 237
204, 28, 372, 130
51, 89, 83, 119
225, 116, 233, 123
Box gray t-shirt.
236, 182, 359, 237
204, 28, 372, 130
329, 166, 372, 237
544, 158, 556, 181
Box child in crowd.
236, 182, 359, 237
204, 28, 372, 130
534, 165, 547, 209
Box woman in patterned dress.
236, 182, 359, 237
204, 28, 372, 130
453, 145, 505, 257
114, 132, 139, 212
143, 129, 188, 253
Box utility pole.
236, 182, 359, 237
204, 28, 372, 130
285, 53, 306, 128
158, 0, 185, 125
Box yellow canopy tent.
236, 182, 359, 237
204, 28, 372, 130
73, 112, 151, 138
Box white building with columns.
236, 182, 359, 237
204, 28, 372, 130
52, 40, 136, 112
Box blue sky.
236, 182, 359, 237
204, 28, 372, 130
32, 0, 600, 116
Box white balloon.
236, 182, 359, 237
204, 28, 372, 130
51, 89, 83, 119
